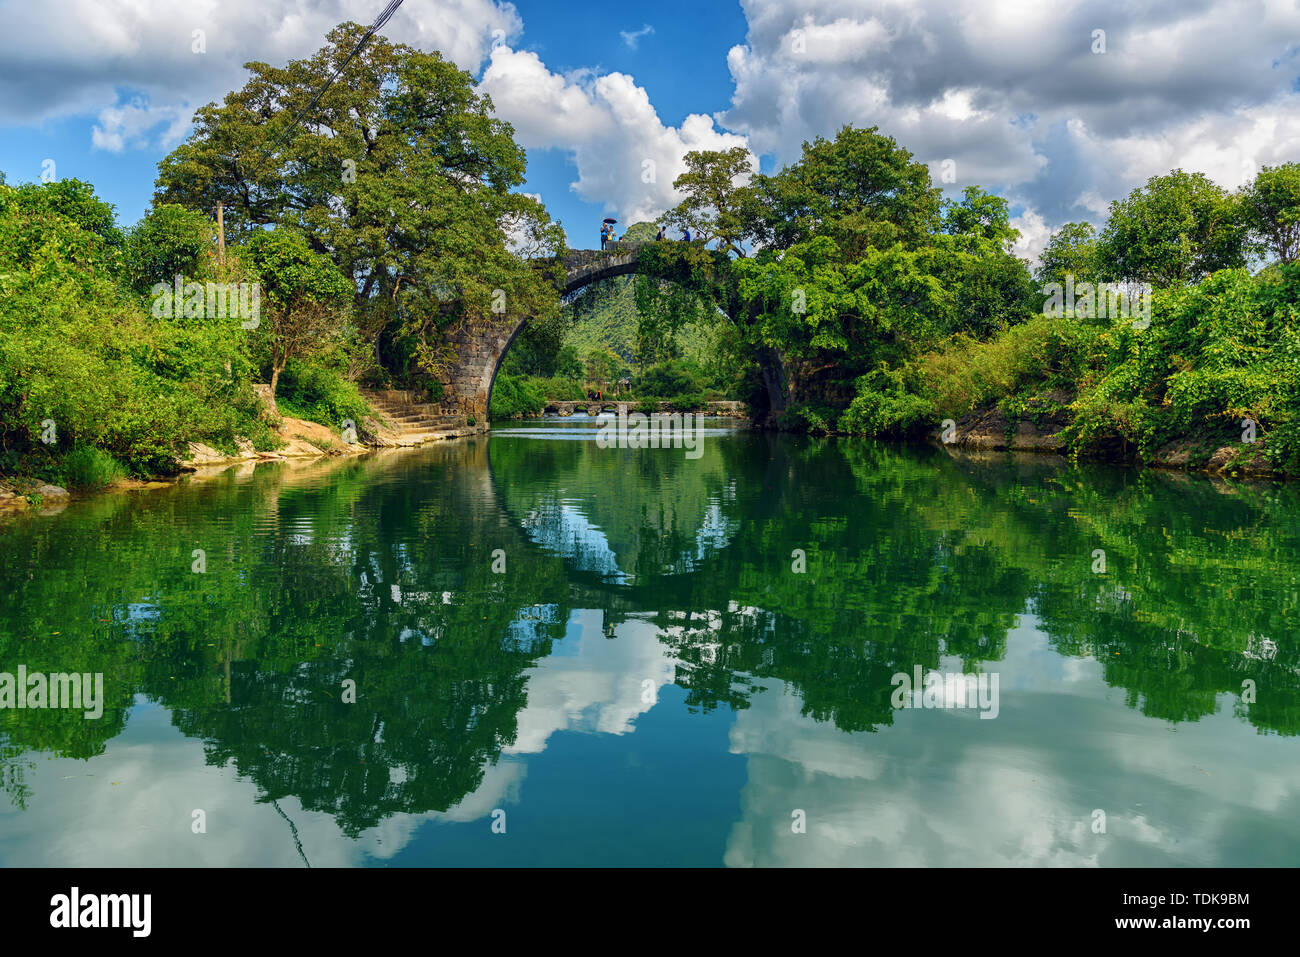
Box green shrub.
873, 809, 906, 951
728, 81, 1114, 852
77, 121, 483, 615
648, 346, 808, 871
888, 265, 1300, 472
124, 204, 214, 293
910, 312, 1089, 420
489, 373, 545, 419
840, 388, 931, 437
56, 446, 127, 490
524, 376, 587, 400
780, 403, 839, 433
274, 360, 371, 431
0, 188, 277, 474
669, 392, 708, 412
638, 359, 706, 399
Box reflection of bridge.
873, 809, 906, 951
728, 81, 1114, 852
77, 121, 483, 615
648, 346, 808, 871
483, 428, 746, 599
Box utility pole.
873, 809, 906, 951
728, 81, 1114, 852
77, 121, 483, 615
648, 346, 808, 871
216, 201, 226, 270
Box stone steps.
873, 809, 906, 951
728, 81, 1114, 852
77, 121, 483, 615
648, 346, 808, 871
361, 389, 466, 436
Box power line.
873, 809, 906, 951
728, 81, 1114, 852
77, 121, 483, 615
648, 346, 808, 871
241, 0, 407, 182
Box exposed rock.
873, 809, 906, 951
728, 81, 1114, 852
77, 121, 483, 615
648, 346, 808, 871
940, 391, 1073, 453
1206, 446, 1236, 471
1203, 442, 1276, 478
1152, 440, 1195, 469
182, 442, 229, 467
360, 416, 399, 447
279, 415, 340, 448
952, 409, 1066, 452
278, 438, 325, 457
35, 484, 69, 498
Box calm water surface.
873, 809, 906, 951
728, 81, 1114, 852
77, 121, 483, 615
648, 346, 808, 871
1, 417, 1297, 866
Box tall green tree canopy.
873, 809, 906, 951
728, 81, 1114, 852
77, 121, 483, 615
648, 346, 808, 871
124, 203, 215, 292
1035, 221, 1100, 286
1096, 170, 1247, 286
748, 125, 942, 256
1243, 162, 1300, 265
638, 125, 1033, 418
154, 21, 564, 383
941, 186, 1019, 250
659, 146, 756, 255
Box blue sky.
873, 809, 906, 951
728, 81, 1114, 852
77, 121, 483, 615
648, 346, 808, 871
503, 0, 750, 244
1, 0, 1298, 261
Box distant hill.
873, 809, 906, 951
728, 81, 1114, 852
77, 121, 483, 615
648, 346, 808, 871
563, 221, 711, 369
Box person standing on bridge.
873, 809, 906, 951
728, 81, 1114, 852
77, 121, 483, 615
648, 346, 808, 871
656, 225, 666, 241
681, 227, 691, 242
600, 221, 609, 250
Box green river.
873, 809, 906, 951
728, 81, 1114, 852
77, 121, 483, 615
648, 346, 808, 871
1, 417, 1297, 866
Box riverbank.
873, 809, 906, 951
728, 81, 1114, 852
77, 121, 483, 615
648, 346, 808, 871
0, 401, 480, 514
3, 390, 1281, 519
765, 393, 1283, 481
2, 400, 759, 514
936, 395, 1282, 480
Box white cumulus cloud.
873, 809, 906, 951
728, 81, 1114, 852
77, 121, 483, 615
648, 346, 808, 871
719, 0, 1300, 259
481, 45, 755, 228
0, 0, 522, 148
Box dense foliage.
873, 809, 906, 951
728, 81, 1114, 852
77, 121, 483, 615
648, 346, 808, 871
0, 180, 274, 479
638, 129, 1299, 474
153, 22, 565, 393
636, 126, 1037, 422
888, 265, 1300, 472
2, 18, 1297, 480
1, 21, 575, 483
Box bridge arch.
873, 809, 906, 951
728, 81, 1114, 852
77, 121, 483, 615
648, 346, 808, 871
436, 242, 786, 426
436, 244, 646, 424
482, 245, 645, 418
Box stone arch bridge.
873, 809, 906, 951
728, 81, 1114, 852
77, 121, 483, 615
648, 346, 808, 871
435, 242, 788, 427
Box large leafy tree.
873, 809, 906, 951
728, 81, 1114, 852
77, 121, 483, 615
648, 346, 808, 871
1242, 162, 1300, 264
124, 203, 215, 293
941, 186, 1019, 250
1096, 170, 1247, 286
641, 126, 1032, 418
1035, 221, 1100, 286
241, 229, 354, 400
154, 22, 564, 387
748, 125, 942, 256
659, 146, 756, 255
